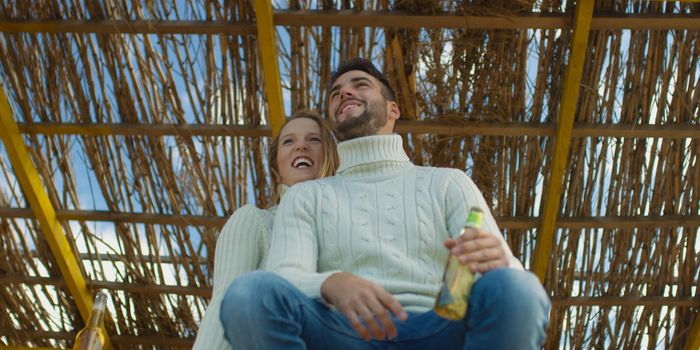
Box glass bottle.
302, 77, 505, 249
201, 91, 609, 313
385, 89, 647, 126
434, 207, 483, 320
73, 290, 108, 350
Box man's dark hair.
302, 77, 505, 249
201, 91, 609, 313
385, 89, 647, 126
330, 58, 396, 101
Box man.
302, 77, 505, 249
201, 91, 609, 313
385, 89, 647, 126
220, 58, 551, 349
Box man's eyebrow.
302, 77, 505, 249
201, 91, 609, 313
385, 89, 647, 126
329, 77, 373, 95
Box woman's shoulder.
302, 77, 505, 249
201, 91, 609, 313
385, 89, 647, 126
233, 203, 267, 216
221, 204, 273, 230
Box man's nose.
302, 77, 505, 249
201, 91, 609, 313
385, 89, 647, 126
339, 86, 354, 99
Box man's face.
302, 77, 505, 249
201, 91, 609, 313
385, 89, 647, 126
328, 70, 396, 141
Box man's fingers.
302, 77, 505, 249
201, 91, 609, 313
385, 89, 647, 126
455, 236, 499, 254
457, 227, 482, 242
376, 291, 407, 321
470, 257, 509, 273
361, 312, 386, 340
353, 300, 386, 340
366, 296, 398, 339
459, 246, 503, 264
346, 311, 371, 341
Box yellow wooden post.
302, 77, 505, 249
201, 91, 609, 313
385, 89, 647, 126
0, 86, 112, 350
686, 313, 700, 350
532, 0, 594, 282
253, 0, 285, 137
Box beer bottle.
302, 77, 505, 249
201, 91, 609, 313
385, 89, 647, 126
73, 290, 108, 350
434, 207, 483, 320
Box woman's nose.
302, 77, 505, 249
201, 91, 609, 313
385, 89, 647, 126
295, 142, 309, 150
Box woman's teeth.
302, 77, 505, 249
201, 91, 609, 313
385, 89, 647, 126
293, 157, 313, 168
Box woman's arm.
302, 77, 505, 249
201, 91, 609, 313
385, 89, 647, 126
193, 205, 267, 350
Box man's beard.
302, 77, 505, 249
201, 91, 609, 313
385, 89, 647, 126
333, 100, 387, 141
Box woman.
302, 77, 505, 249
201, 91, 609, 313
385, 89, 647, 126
193, 110, 339, 350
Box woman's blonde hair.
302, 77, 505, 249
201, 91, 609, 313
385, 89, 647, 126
267, 110, 339, 207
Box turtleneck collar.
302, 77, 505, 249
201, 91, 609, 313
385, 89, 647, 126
336, 134, 412, 177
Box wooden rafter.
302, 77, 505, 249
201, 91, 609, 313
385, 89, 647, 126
14, 121, 700, 138
2, 207, 698, 230
0, 19, 256, 34
0, 89, 113, 349
253, 0, 285, 136
532, 1, 594, 281
1, 12, 699, 33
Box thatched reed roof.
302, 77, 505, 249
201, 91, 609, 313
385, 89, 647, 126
0, 0, 698, 349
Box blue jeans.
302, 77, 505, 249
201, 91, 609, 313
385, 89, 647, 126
220, 269, 550, 350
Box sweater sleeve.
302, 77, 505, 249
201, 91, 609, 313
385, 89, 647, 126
444, 170, 524, 270
264, 183, 340, 299
193, 205, 265, 350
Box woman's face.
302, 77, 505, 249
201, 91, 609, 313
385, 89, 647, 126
276, 117, 325, 186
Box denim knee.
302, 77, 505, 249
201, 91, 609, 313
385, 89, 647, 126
473, 268, 551, 318
219, 271, 283, 333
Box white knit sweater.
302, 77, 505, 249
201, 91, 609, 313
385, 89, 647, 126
266, 134, 521, 313
192, 203, 277, 349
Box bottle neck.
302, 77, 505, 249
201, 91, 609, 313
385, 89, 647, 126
86, 293, 107, 328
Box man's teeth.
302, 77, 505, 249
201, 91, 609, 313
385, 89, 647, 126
342, 104, 359, 113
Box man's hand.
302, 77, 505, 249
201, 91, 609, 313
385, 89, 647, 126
320, 272, 408, 341
444, 227, 510, 273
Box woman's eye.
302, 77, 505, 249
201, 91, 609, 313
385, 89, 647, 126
282, 139, 293, 145
310, 137, 321, 143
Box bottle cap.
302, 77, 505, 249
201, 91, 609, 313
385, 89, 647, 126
466, 208, 483, 227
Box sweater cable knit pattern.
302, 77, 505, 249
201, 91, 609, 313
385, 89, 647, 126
266, 135, 521, 314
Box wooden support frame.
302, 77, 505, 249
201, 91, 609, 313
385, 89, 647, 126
2, 207, 698, 230
253, 0, 285, 136
1, 12, 699, 33
0, 88, 113, 350
532, 1, 594, 281
13, 121, 700, 138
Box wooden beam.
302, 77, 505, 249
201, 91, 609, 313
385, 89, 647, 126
550, 296, 700, 307
0, 19, 256, 35
0, 87, 112, 350
0, 207, 227, 227
274, 10, 700, 30
253, 0, 285, 136
15, 121, 700, 138
17, 123, 270, 137
498, 214, 700, 230
533, 0, 594, 282
0, 347, 64, 350
1, 13, 698, 35
3, 330, 194, 348
2, 207, 698, 229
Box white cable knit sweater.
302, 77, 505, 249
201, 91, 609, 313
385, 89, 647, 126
266, 134, 521, 313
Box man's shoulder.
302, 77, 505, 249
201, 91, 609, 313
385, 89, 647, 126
281, 177, 339, 202
413, 164, 467, 179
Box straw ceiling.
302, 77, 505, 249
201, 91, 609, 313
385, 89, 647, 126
0, 0, 698, 349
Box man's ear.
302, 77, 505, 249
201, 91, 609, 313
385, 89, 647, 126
388, 101, 400, 121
